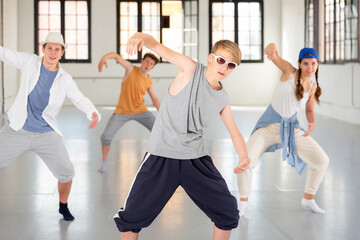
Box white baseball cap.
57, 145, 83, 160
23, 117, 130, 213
40, 32, 67, 49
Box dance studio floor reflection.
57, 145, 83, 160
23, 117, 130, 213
0, 106, 359, 240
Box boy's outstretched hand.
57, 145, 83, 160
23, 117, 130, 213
89, 112, 99, 129
126, 33, 145, 56
98, 57, 108, 72
234, 157, 250, 174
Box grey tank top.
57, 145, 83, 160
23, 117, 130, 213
148, 62, 229, 159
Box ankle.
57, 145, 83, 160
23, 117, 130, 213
304, 193, 314, 200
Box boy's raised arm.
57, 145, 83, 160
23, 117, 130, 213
98, 52, 133, 73
126, 33, 196, 75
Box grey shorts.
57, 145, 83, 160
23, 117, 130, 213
0, 125, 74, 183
101, 111, 155, 145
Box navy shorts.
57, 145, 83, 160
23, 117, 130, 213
114, 153, 239, 233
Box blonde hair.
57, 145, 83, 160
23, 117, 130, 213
211, 40, 242, 65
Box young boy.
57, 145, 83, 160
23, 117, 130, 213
0, 32, 100, 221
98, 52, 160, 172
114, 33, 250, 240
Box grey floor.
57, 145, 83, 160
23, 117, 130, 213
0, 106, 359, 240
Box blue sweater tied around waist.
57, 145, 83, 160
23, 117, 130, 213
252, 104, 307, 174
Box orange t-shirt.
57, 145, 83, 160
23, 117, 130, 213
114, 66, 153, 114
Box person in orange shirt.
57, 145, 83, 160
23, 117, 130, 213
98, 52, 160, 172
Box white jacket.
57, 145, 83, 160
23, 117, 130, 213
0, 46, 101, 136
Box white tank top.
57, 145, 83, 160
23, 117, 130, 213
271, 71, 313, 118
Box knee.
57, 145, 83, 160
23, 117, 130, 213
57, 164, 75, 183
214, 197, 239, 230
321, 154, 330, 169
101, 133, 111, 146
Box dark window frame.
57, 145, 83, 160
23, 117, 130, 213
306, 0, 360, 64
183, 0, 199, 61
305, 0, 319, 51
209, 0, 264, 63
34, 0, 92, 63
117, 0, 199, 63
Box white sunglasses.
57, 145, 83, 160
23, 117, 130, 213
211, 53, 238, 70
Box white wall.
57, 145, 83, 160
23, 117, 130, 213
2, 0, 18, 112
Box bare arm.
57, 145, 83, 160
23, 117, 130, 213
126, 33, 196, 83
98, 52, 133, 73
265, 43, 296, 81
303, 86, 317, 136
220, 105, 250, 174
147, 85, 160, 111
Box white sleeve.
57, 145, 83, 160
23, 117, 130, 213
66, 76, 101, 122
0, 45, 36, 69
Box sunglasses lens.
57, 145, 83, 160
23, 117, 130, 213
228, 63, 236, 70
216, 57, 226, 65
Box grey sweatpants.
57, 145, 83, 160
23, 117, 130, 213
101, 112, 155, 145
0, 125, 74, 183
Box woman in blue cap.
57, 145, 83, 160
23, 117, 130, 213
237, 43, 329, 216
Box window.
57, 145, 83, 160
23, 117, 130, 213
183, 0, 198, 60
210, 0, 264, 63
323, 0, 359, 62
35, 0, 91, 63
307, 0, 359, 63
305, 0, 320, 49
117, 0, 199, 62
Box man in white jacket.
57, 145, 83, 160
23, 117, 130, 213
0, 32, 100, 221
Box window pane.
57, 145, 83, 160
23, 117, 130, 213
77, 16, 88, 29
39, 16, 49, 29
142, 2, 160, 42
184, 0, 199, 60
78, 30, 88, 44
250, 45, 261, 59
65, 1, 76, 15
49, 1, 60, 14
162, 1, 183, 56
211, 2, 235, 46
77, 45, 88, 59
37, 0, 61, 57
238, 17, 249, 31
65, 15, 77, 29
39, 1, 49, 14
238, 32, 250, 45
65, 45, 76, 59
49, 15, 61, 29
65, 30, 77, 44
64, 1, 89, 60
237, 2, 262, 61
305, 0, 314, 47
325, 0, 335, 61
238, 3, 249, 16
77, 1, 88, 15
119, 2, 138, 59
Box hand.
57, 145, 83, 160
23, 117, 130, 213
89, 112, 99, 129
126, 33, 145, 56
234, 157, 250, 174
302, 122, 315, 137
264, 43, 278, 61
98, 58, 108, 72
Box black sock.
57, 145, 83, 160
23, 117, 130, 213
59, 202, 75, 221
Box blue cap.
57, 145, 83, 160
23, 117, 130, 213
298, 48, 319, 60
